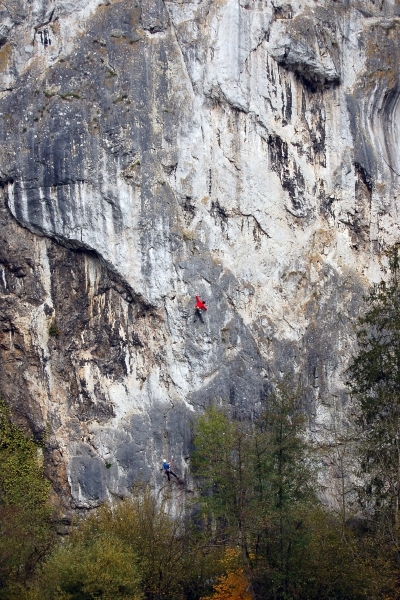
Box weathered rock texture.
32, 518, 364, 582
0, 0, 400, 508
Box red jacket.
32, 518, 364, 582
195, 295, 207, 311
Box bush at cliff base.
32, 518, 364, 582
26, 531, 142, 600
23, 485, 222, 600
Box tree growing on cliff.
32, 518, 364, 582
347, 244, 400, 571
0, 398, 54, 599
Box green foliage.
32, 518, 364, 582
347, 245, 400, 557
192, 381, 319, 599
253, 379, 315, 509
0, 398, 54, 596
100, 486, 221, 600
29, 486, 221, 600
285, 510, 397, 600
192, 382, 396, 599
0, 401, 48, 508
348, 245, 400, 405
28, 531, 142, 600
48, 319, 60, 337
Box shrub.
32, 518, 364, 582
0, 399, 54, 597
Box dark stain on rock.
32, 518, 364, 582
273, 4, 293, 20
180, 196, 196, 224
268, 134, 307, 217
283, 82, 292, 125
210, 200, 228, 227
354, 162, 373, 193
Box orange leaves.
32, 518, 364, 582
209, 569, 252, 600
202, 549, 252, 600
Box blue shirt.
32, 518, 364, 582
163, 461, 170, 471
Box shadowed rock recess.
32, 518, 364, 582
0, 0, 399, 508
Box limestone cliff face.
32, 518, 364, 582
0, 0, 400, 508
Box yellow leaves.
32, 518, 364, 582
203, 569, 252, 600
209, 570, 252, 600
202, 549, 252, 600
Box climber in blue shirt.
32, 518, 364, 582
162, 458, 178, 482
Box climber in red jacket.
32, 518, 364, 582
195, 295, 207, 311
194, 295, 207, 323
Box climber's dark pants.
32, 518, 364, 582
194, 308, 204, 323
166, 469, 178, 481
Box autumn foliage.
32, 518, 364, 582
202, 550, 252, 600
204, 569, 251, 600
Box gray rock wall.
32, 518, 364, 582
0, 0, 399, 508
